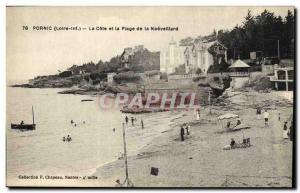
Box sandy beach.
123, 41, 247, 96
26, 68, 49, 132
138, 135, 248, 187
93, 90, 293, 187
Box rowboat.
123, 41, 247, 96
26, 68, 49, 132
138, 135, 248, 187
11, 106, 36, 131
81, 99, 94, 102
11, 124, 36, 130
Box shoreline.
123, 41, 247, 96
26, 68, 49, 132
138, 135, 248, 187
92, 90, 293, 187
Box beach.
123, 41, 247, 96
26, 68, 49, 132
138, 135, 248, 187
93, 90, 293, 187
6, 87, 186, 187
6, 87, 293, 187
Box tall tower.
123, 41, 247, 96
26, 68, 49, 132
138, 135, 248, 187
168, 38, 176, 74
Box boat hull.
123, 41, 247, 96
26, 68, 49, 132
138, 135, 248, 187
11, 124, 36, 130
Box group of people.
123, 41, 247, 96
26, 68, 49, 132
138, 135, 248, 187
62, 135, 72, 142
256, 107, 270, 126
257, 107, 293, 141
125, 116, 144, 129
63, 119, 86, 142
283, 120, 293, 141
226, 119, 242, 129
70, 120, 85, 127
180, 124, 191, 141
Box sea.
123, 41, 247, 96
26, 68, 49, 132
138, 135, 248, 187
6, 86, 175, 182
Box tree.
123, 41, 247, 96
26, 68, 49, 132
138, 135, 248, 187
179, 37, 194, 46
196, 68, 202, 75
216, 9, 294, 60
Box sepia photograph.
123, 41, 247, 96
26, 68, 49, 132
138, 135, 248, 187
6, 6, 295, 188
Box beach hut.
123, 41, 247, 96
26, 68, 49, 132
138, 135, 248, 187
218, 113, 250, 133
217, 113, 239, 131
217, 113, 239, 120
229, 59, 250, 89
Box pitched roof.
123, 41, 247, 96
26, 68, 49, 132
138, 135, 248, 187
229, 59, 250, 68
192, 40, 227, 52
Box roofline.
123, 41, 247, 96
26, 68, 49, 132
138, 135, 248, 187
214, 40, 228, 50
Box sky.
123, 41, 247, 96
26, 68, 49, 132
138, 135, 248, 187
6, 6, 294, 81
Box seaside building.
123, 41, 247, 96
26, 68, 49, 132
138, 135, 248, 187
228, 59, 250, 89
120, 45, 145, 68
261, 57, 280, 75
270, 64, 294, 91
184, 39, 227, 74
160, 39, 186, 74
107, 72, 116, 84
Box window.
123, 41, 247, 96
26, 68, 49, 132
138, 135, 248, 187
288, 70, 294, 80
277, 70, 286, 80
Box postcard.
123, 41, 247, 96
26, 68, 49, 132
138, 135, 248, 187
6, 6, 295, 187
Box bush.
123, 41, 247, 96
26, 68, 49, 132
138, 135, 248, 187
245, 74, 272, 91
253, 76, 272, 91
113, 71, 141, 84
222, 75, 232, 89
89, 72, 107, 81
196, 68, 202, 75
59, 71, 72, 78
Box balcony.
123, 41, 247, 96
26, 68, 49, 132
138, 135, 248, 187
229, 71, 250, 77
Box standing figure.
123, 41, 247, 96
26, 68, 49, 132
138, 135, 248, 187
125, 116, 129, 125
185, 125, 190, 135
196, 109, 200, 121
226, 121, 231, 129
141, 119, 144, 129
289, 120, 293, 141
263, 109, 269, 126
131, 117, 134, 126
256, 107, 261, 119
278, 113, 281, 121
230, 138, 236, 148
180, 127, 185, 141
283, 122, 289, 139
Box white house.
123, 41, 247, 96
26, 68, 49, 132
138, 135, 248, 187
160, 39, 186, 74
184, 40, 227, 74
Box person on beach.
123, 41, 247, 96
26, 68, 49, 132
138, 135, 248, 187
278, 113, 281, 121
236, 119, 241, 126
71, 120, 74, 124
226, 121, 231, 129
141, 119, 144, 129
180, 127, 185, 141
283, 122, 289, 139
230, 138, 236, 148
196, 109, 200, 120
131, 117, 134, 126
20, 120, 24, 125
115, 179, 123, 187
125, 116, 129, 125
185, 125, 190, 135
256, 107, 261, 119
113, 128, 116, 132
66, 135, 72, 142
223, 138, 236, 150
263, 109, 269, 126
290, 120, 293, 141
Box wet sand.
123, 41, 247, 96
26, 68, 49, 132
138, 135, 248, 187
93, 90, 293, 187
